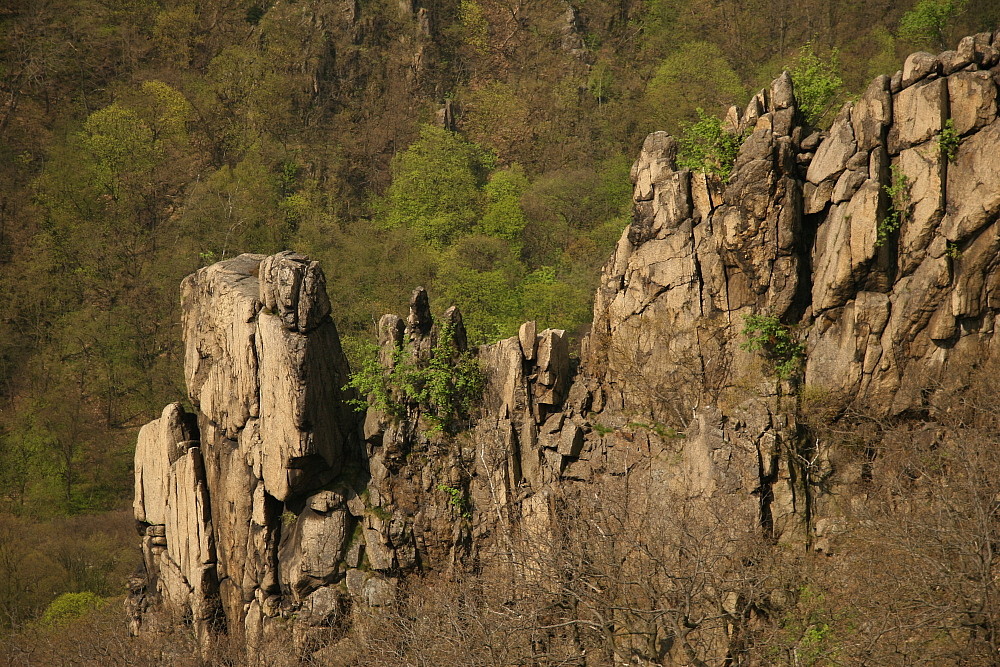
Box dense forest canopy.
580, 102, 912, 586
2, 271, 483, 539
0, 0, 998, 630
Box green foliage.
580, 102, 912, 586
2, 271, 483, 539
520, 265, 595, 337
865, 26, 902, 82
476, 165, 530, 247
137, 80, 193, 143
878, 164, 910, 247
587, 60, 615, 106
346, 321, 486, 434
437, 238, 524, 344
382, 125, 495, 247
900, 0, 968, 49
280, 510, 297, 528
676, 109, 743, 180
643, 41, 745, 135
370, 505, 392, 521
408, 323, 487, 433
436, 483, 472, 519
462, 82, 533, 164
937, 118, 960, 162
789, 42, 844, 128
39, 591, 106, 627
80, 104, 157, 196
741, 314, 804, 380
772, 586, 842, 666
153, 4, 198, 66
591, 422, 614, 436
458, 0, 490, 55
946, 240, 963, 259
345, 341, 399, 417
180, 152, 295, 256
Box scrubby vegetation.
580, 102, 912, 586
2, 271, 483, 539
8, 364, 1000, 665
878, 163, 911, 247
676, 109, 744, 180
346, 321, 485, 433
741, 314, 805, 380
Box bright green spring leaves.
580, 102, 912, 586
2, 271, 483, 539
347, 322, 485, 434
382, 125, 495, 248
741, 314, 805, 380
789, 43, 845, 128
379, 125, 631, 345
900, 0, 968, 50
39, 592, 107, 627
676, 109, 744, 181
643, 41, 746, 136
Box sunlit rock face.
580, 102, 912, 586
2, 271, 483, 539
130, 32, 1000, 665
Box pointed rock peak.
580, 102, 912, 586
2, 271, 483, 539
638, 132, 677, 165
440, 305, 468, 354
770, 71, 796, 111
407, 286, 433, 337
519, 320, 538, 361
902, 51, 940, 87
377, 314, 404, 368
259, 251, 331, 333
377, 314, 404, 348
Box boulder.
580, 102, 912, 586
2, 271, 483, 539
851, 75, 891, 151
942, 119, 1000, 241
948, 71, 997, 136
901, 51, 939, 87
806, 104, 856, 184
134, 403, 197, 526
277, 507, 351, 600
888, 78, 947, 154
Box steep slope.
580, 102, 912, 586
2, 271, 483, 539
130, 31, 1000, 665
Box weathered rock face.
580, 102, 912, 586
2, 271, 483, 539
131, 33, 1000, 666
135, 251, 361, 647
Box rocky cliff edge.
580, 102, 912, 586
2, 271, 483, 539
130, 31, 1000, 663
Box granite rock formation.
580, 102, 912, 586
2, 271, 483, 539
130, 32, 1000, 664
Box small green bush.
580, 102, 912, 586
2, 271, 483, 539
790, 42, 844, 128
937, 118, 960, 163
877, 164, 910, 247
39, 591, 106, 627
676, 108, 743, 181
741, 314, 804, 380
346, 320, 486, 434
591, 422, 614, 436
436, 483, 472, 519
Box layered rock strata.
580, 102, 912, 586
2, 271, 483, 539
131, 32, 1000, 663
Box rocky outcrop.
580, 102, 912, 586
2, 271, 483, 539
131, 32, 1000, 665
134, 251, 362, 649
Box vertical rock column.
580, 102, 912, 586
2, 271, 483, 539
133, 402, 218, 639
133, 252, 360, 648
582, 71, 808, 537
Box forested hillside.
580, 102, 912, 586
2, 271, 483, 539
0, 0, 998, 634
